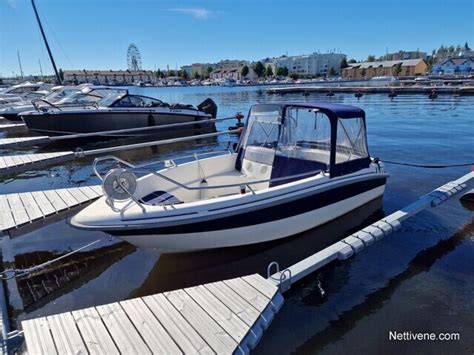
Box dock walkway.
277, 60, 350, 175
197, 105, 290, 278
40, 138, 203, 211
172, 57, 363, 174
0, 151, 75, 176
0, 136, 50, 149
21, 274, 283, 355
0, 123, 26, 129
0, 185, 102, 237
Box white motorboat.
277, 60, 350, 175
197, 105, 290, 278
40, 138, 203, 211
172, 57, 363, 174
0, 82, 53, 106
70, 102, 388, 253
0, 84, 91, 121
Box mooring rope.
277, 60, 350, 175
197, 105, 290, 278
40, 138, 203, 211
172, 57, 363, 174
382, 160, 474, 168
0, 239, 102, 280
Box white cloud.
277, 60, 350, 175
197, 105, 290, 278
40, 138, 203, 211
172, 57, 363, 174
169, 8, 213, 19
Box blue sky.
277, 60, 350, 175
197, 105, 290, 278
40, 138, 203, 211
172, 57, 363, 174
1, 0, 473, 76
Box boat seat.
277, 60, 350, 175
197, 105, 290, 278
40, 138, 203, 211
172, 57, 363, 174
140, 190, 182, 205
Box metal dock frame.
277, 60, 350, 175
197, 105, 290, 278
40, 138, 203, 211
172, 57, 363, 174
268, 170, 474, 292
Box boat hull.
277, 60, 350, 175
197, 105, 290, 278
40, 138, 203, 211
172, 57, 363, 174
20, 111, 215, 136
0, 112, 22, 121
107, 177, 386, 253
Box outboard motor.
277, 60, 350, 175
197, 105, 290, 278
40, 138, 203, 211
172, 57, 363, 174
198, 98, 218, 118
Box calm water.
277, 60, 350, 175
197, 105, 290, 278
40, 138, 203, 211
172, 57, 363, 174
1, 86, 473, 354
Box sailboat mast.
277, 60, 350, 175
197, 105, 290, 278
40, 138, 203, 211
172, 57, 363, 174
31, 0, 62, 84
38, 59, 44, 79
17, 50, 24, 78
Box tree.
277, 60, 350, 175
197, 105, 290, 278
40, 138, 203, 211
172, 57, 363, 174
290, 73, 299, 80
241, 65, 249, 78
265, 65, 273, 77
464, 41, 470, 50
328, 67, 336, 76
206, 66, 213, 78
155, 69, 164, 78
367, 55, 376, 62
348, 58, 357, 63
276, 66, 289, 76
181, 70, 189, 80
168, 70, 175, 77
340, 58, 348, 69
58, 68, 64, 82
393, 63, 402, 76
253, 61, 265, 78
193, 71, 201, 80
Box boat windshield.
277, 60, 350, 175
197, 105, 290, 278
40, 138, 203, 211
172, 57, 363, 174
239, 104, 281, 165
44, 87, 81, 103
278, 107, 332, 167
5, 83, 41, 95
96, 91, 129, 107
55, 88, 125, 106
109, 95, 165, 108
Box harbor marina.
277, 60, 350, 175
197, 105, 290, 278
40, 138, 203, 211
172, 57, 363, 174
0, 88, 473, 354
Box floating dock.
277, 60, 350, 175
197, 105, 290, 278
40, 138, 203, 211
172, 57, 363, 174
0, 130, 230, 177
268, 170, 473, 290
0, 136, 50, 149
21, 274, 283, 355
266, 85, 474, 95
0, 123, 26, 129
0, 152, 75, 176
0, 185, 102, 238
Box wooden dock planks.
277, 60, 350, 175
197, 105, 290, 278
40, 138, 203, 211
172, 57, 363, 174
0, 136, 50, 149
0, 151, 75, 176
22, 274, 283, 354
0, 123, 26, 129
0, 186, 103, 236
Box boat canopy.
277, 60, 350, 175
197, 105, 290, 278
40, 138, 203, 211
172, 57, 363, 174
236, 102, 371, 182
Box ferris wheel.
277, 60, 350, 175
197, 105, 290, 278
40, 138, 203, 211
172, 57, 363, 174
127, 43, 142, 71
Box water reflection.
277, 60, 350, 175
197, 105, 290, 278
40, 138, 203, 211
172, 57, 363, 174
292, 222, 474, 354
129, 198, 384, 298
13, 242, 135, 313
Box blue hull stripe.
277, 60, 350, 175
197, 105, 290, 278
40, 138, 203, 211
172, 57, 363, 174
109, 177, 386, 236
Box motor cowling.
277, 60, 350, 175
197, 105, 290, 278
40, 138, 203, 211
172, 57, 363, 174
197, 98, 218, 118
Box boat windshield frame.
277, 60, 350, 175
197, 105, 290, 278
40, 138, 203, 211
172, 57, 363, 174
107, 94, 166, 108
237, 103, 372, 178
55, 88, 126, 107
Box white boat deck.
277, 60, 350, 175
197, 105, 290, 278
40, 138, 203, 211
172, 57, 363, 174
21, 273, 284, 355
0, 185, 102, 237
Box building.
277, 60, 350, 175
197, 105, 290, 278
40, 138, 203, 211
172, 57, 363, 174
385, 50, 427, 61
63, 70, 156, 85
341, 59, 428, 79
272, 53, 346, 76
431, 57, 474, 74
182, 60, 248, 78
216, 59, 248, 69
210, 66, 257, 81
181, 63, 215, 78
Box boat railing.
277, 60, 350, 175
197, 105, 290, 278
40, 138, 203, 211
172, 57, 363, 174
31, 98, 63, 112
93, 153, 334, 213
